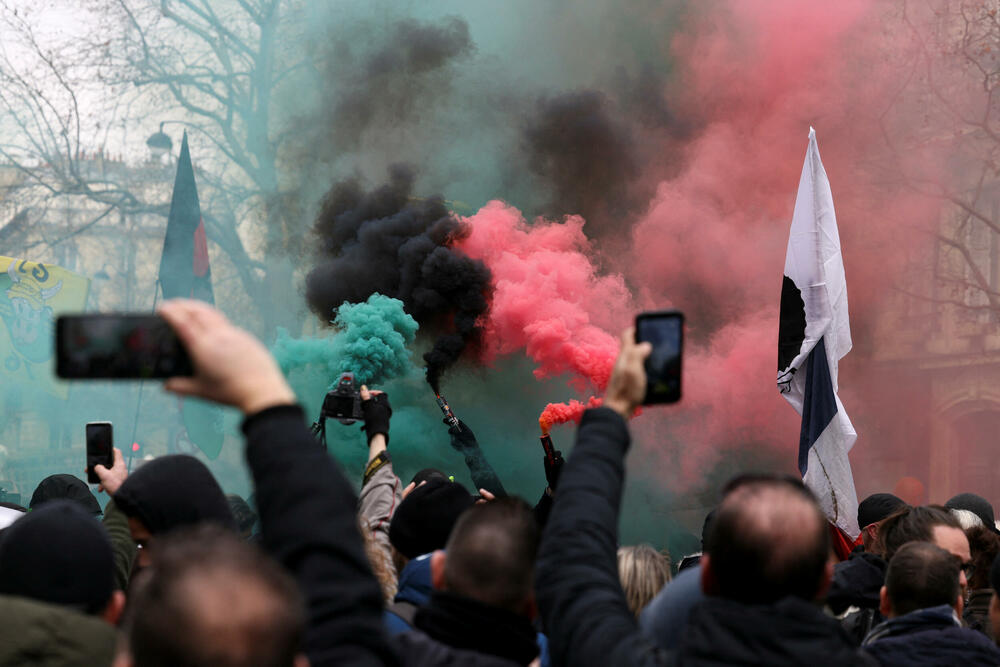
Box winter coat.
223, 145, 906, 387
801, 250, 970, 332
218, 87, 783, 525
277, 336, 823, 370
101, 498, 135, 591
243, 404, 399, 667
639, 564, 704, 651
965, 589, 994, 641
0, 595, 116, 667
384, 553, 434, 635
828, 551, 888, 645
862, 604, 1000, 666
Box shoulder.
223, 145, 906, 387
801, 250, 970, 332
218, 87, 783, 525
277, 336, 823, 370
394, 630, 522, 667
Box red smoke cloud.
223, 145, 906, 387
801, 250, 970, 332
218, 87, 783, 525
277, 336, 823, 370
458, 200, 630, 431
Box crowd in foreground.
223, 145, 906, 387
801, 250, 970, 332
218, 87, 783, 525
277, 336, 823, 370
0, 299, 998, 665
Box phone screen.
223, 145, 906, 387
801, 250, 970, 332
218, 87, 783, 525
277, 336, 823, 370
635, 311, 683, 404
56, 314, 193, 379
86, 422, 113, 484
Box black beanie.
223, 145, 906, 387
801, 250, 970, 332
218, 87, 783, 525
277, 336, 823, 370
389, 478, 474, 560
0, 500, 114, 613
411, 468, 449, 486
945, 493, 1000, 534
857, 493, 907, 529
114, 455, 236, 535
30, 474, 102, 515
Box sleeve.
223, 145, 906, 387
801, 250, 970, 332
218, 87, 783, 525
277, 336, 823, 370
358, 451, 402, 568
243, 404, 399, 667
448, 422, 508, 497
101, 498, 135, 592
535, 407, 670, 667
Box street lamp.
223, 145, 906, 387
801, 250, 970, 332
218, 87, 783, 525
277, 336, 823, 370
145, 122, 174, 162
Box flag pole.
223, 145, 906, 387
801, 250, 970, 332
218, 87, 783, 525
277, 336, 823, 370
127, 280, 161, 473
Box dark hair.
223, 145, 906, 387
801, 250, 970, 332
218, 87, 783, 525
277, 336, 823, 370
965, 524, 1000, 590
879, 506, 961, 563
444, 496, 539, 613
886, 541, 960, 616
124, 525, 304, 667
704, 478, 829, 604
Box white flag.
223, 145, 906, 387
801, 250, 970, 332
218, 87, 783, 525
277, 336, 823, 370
777, 127, 860, 539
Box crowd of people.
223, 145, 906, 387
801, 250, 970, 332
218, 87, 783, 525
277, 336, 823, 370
1, 298, 999, 665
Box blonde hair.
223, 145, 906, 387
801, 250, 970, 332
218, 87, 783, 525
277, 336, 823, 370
617, 544, 672, 617
359, 519, 398, 604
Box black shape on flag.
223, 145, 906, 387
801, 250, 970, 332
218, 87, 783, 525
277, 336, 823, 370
778, 275, 806, 375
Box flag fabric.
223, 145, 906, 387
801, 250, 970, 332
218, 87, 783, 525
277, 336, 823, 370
158, 132, 213, 303
158, 132, 223, 458
0, 256, 89, 399
777, 127, 860, 539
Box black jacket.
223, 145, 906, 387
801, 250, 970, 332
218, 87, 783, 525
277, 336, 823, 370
828, 552, 888, 645
677, 597, 876, 666
536, 408, 873, 667
243, 405, 399, 667
862, 604, 1000, 666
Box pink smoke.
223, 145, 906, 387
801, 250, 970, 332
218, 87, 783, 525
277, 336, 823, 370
458, 200, 631, 430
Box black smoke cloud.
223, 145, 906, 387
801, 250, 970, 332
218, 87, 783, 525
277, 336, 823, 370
326, 17, 474, 151
305, 165, 490, 392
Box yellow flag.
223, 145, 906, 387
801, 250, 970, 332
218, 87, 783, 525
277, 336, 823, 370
0, 257, 90, 398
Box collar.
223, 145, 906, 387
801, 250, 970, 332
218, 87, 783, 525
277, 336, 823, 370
414, 591, 538, 665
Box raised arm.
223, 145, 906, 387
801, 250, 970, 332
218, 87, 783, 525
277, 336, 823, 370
159, 299, 398, 667
535, 329, 669, 667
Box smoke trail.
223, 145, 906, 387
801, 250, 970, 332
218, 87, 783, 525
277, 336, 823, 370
304, 165, 490, 392
459, 200, 631, 430
273, 293, 418, 387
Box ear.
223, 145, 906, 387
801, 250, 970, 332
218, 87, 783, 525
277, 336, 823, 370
815, 559, 834, 601
699, 555, 718, 596
879, 585, 892, 618
956, 590, 964, 617
430, 550, 447, 591
101, 590, 126, 626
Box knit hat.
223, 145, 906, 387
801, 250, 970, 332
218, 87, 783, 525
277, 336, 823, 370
114, 455, 236, 535
30, 474, 102, 515
0, 500, 114, 613
857, 493, 907, 529
389, 478, 474, 559
411, 468, 449, 486
945, 493, 1000, 535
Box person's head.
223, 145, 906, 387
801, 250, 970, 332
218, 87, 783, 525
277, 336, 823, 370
617, 544, 672, 617
226, 494, 257, 540
430, 496, 539, 617
30, 474, 102, 516
389, 477, 474, 573
946, 493, 1000, 535
701, 476, 831, 604
879, 505, 971, 594
966, 524, 1000, 591
857, 493, 907, 554
118, 525, 306, 667
114, 455, 236, 568
880, 541, 961, 618
0, 500, 123, 624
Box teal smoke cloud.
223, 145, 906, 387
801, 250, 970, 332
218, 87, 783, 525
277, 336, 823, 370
273, 293, 418, 387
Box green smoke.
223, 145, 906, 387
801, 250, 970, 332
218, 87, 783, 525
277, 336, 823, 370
273, 293, 418, 388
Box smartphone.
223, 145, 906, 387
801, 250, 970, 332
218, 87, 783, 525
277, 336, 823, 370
635, 310, 683, 404
86, 421, 113, 484
56, 314, 193, 379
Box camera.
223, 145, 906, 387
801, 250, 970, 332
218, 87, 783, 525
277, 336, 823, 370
321, 372, 364, 425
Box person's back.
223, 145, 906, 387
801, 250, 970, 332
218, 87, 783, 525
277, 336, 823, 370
674, 477, 869, 666
396, 497, 542, 666
862, 541, 1000, 666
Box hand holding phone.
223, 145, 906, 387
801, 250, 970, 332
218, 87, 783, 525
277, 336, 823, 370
635, 310, 684, 405
86, 422, 113, 484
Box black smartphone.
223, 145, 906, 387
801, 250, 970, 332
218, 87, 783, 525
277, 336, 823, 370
635, 310, 684, 404
55, 314, 193, 379
86, 421, 113, 484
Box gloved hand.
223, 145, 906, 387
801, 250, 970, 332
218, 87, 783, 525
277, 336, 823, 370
446, 418, 479, 454
544, 450, 565, 491
361, 389, 392, 446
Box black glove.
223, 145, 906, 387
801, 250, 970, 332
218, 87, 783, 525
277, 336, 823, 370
361, 392, 392, 446
544, 450, 565, 491
446, 418, 479, 453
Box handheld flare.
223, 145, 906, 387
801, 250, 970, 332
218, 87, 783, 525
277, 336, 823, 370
436, 393, 460, 428
540, 433, 557, 465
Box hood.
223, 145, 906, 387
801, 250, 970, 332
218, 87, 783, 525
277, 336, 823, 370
678, 596, 871, 666
395, 553, 434, 606
114, 454, 235, 535
827, 552, 887, 614
863, 604, 958, 643
0, 594, 116, 667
